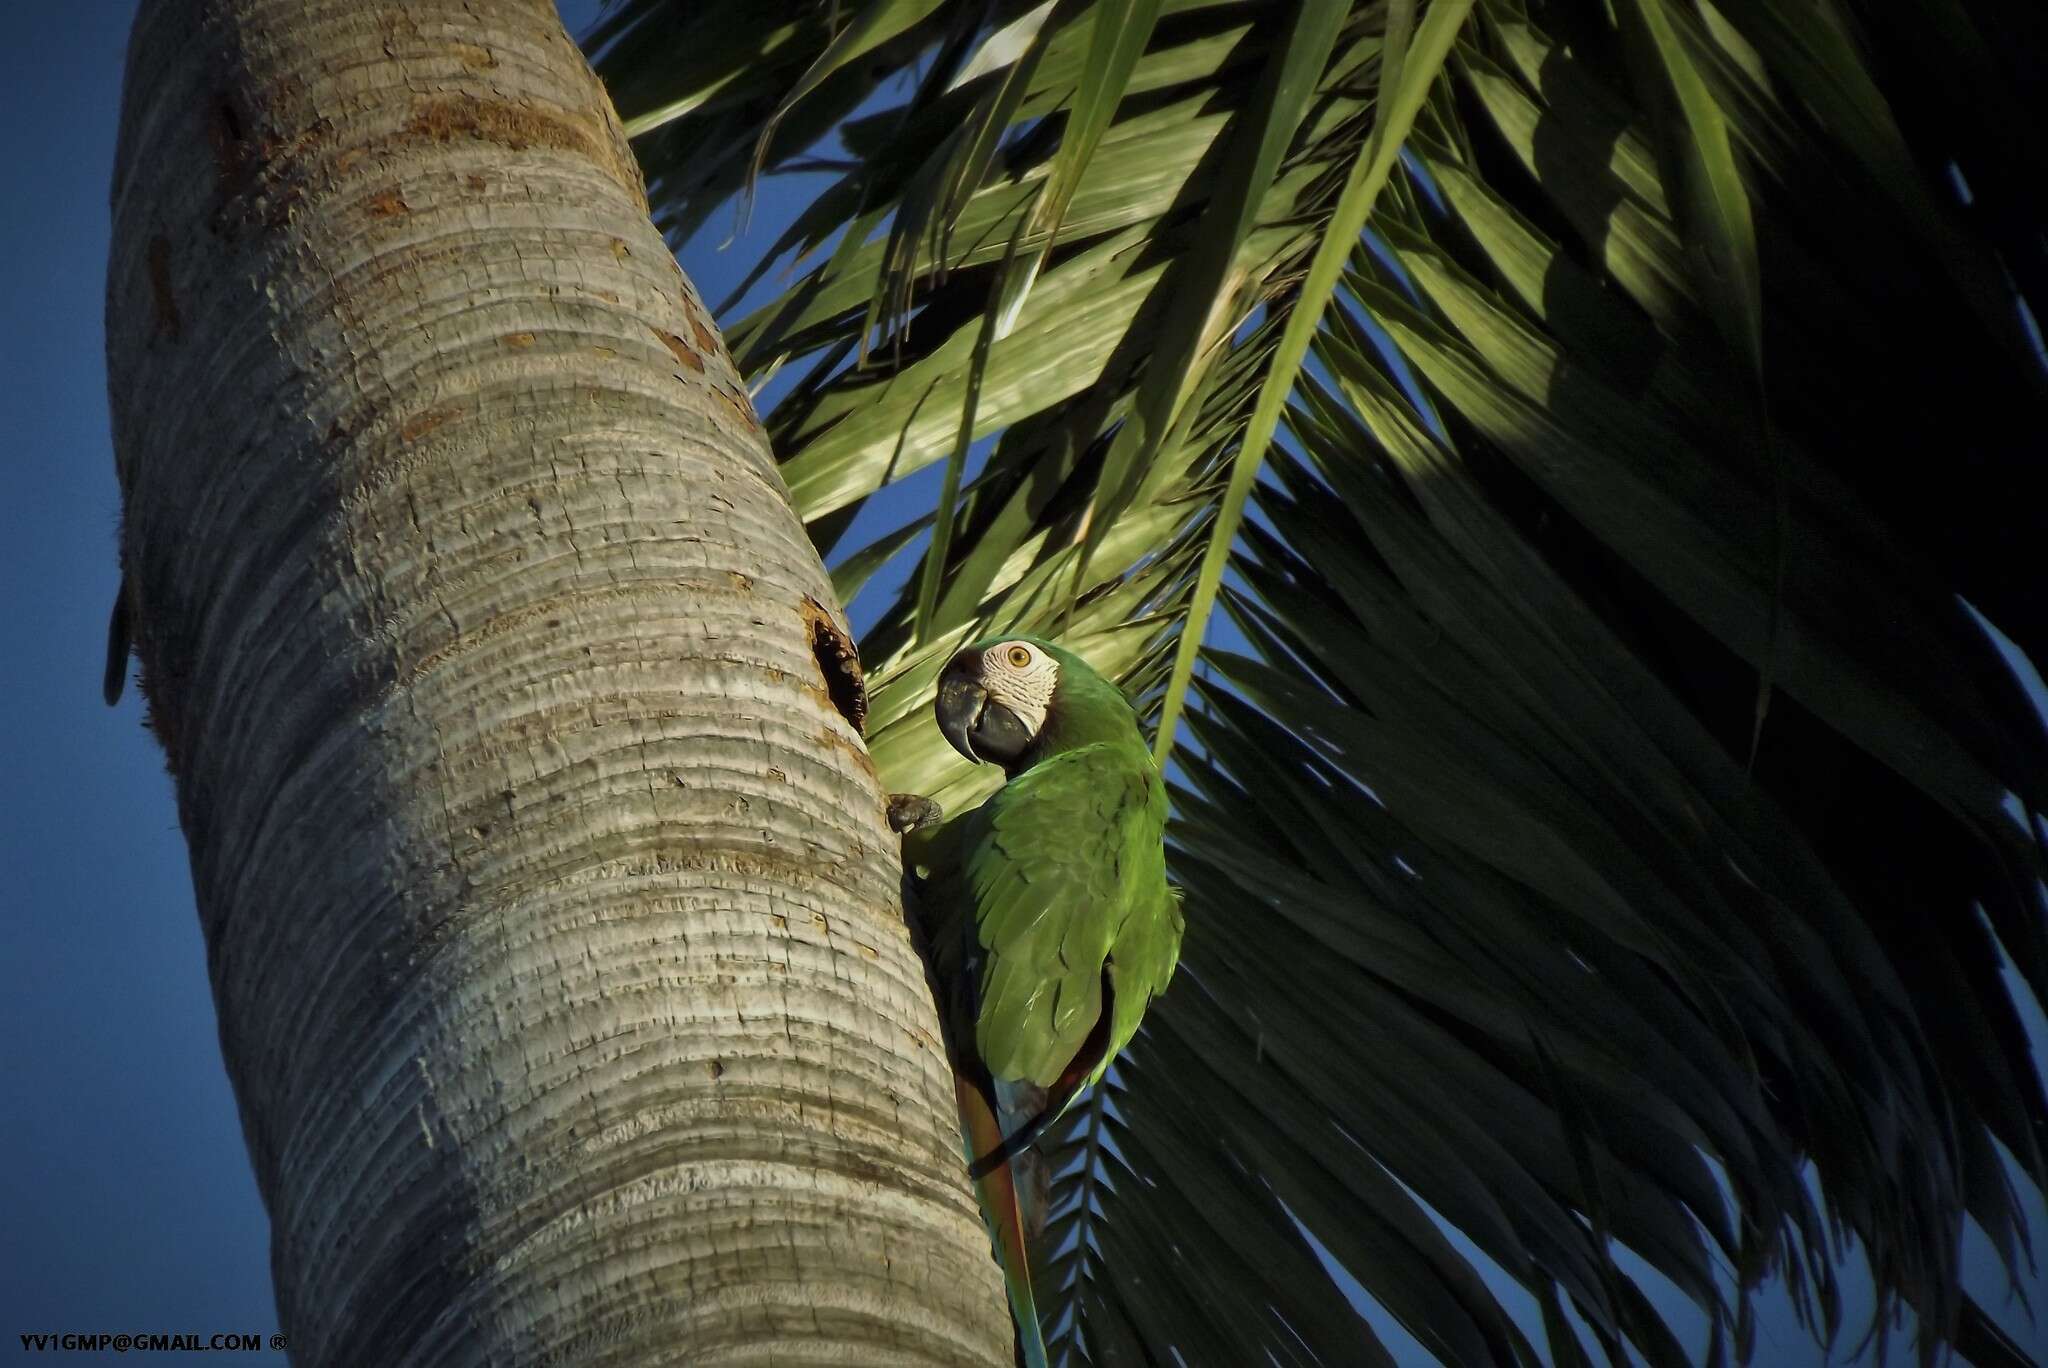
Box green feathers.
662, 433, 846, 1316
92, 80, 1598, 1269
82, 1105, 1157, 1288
910, 635, 1183, 1368
964, 743, 1175, 1090
923, 637, 1182, 1112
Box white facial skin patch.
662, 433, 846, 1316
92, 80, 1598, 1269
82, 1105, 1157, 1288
980, 640, 1059, 738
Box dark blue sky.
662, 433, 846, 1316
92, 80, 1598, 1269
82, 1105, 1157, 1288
2, 2, 2041, 1364
3, 0, 285, 1353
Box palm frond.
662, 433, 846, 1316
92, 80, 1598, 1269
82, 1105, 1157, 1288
594, 1, 2048, 1362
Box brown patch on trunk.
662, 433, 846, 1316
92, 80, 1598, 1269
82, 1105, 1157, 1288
146, 237, 181, 342
405, 94, 637, 191
713, 382, 758, 426
451, 41, 499, 69
399, 404, 466, 442
501, 332, 536, 349
366, 189, 410, 217
688, 314, 720, 357
798, 595, 867, 736
408, 94, 572, 150
651, 326, 704, 373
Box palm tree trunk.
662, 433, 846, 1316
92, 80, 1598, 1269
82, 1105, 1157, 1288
105, 0, 1007, 1361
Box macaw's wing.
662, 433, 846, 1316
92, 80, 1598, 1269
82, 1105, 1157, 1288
964, 742, 1172, 1091
964, 879, 1185, 1182
1108, 882, 1184, 1056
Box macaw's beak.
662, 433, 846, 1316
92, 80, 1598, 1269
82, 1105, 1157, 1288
937, 666, 1033, 766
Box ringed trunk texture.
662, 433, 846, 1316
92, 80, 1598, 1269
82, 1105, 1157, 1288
105, 0, 1007, 1362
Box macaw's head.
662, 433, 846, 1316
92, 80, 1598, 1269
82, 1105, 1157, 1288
936, 635, 1131, 774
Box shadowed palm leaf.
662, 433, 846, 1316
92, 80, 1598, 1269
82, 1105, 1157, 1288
591, 0, 2048, 1362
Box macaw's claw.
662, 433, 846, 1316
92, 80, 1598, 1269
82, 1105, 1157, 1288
887, 793, 943, 835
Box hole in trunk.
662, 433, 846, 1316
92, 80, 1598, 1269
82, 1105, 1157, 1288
799, 595, 867, 735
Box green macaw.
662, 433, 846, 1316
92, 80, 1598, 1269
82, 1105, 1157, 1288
901, 635, 1183, 1366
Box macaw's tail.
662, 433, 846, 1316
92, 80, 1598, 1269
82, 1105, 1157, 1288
955, 1068, 1049, 1368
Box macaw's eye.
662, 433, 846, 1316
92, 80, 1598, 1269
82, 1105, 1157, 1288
1007, 645, 1033, 668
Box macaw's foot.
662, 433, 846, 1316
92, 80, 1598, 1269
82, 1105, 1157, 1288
887, 793, 943, 834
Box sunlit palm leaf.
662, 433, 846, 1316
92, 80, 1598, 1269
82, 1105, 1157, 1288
594, 1, 2048, 1363
1153, 0, 1475, 766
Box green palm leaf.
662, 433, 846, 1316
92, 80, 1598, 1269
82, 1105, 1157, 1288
594, 1, 2048, 1361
